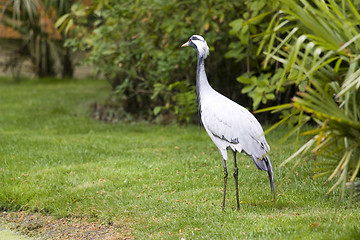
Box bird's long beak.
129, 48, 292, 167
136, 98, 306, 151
181, 41, 190, 47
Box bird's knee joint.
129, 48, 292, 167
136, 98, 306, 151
223, 171, 228, 179
233, 167, 238, 177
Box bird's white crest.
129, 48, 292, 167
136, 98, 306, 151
191, 35, 209, 59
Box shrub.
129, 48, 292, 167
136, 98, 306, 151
57, 0, 247, 123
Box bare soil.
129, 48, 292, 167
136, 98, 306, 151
0, 211, 135, 240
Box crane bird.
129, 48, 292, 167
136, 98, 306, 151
181, 35, 275, 210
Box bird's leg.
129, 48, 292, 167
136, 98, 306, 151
222, 158, 228, 211
233, 151, 240, 210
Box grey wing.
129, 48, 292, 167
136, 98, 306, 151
201, 94, 269, 162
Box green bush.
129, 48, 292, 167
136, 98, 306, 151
57, 0, 247, 123
226, 0, 288, 110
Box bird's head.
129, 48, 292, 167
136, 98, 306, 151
181, 35, 209, 59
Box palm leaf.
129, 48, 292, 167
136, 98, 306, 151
257, 0, 360, 199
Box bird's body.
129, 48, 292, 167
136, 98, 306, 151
182, 35, 275, 210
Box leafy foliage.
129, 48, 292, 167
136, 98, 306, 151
0, 0, 73, 78
237, 72, 278, 109
226, 0, 289, 110
57, 0, 246, 123
256, 0, 360, 198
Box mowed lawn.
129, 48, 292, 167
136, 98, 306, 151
0, 78, 359, 239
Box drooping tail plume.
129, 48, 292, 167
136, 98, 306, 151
265, 156, 275, 201
251, 155, 275, 200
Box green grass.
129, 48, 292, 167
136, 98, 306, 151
0, 77, 359, 239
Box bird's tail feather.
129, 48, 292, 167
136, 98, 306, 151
250, 154, 268, 171
251, 155, 276, 201
267, 166, 276, 201
265, 156, 276, 201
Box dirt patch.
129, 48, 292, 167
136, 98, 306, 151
0, 211, 134, 240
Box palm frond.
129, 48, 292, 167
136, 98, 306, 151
257, 0, 360, 199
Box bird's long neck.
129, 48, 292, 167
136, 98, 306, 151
196, 56, 211, 98
196, 55, 211, 124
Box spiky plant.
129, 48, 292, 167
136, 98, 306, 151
258, 0, 360, 199
0, 0, 73, 77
